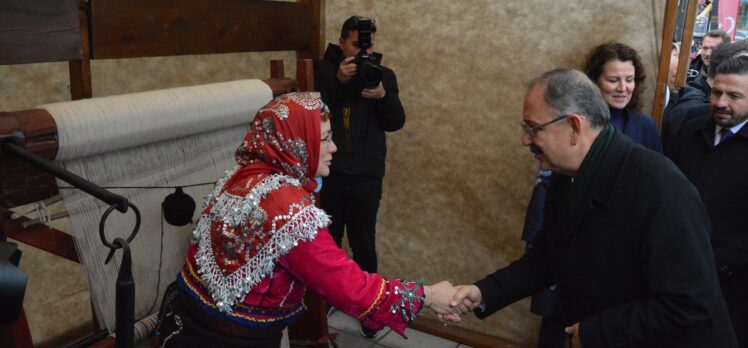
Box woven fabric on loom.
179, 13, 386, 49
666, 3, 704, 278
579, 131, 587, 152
40, 79, 273, 332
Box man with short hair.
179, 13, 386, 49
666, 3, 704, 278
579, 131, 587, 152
671, 55, 748, 348
314, 16, 406, 339
662, 40, 747, 158
672, 30, 731, 118
448, 69, 737, 347
689, 29, 731, 80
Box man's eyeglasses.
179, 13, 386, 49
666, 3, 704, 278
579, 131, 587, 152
521, 114, 572, 139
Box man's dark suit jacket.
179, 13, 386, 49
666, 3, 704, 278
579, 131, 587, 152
671, 114, 748, 346
474, 131, 737, 347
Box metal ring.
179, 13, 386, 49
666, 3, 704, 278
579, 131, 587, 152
99, 201, 141, 250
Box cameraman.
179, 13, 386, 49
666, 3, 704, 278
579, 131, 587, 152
314, 15, 406, 338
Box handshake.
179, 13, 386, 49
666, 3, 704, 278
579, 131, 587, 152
422, 281, 583, 348
423, 281, 483, 323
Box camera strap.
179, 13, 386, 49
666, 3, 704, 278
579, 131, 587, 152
343, 106, 351, 149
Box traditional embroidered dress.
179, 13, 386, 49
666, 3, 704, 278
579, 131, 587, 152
156, 92, 423, 347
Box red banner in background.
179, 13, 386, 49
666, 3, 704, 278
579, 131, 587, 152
719, 0, 740, 40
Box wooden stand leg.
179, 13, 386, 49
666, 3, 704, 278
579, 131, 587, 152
0, 307, 34, 348
0, 216, 34, 348
288, 291, 336, 348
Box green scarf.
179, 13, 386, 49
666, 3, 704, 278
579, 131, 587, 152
568, 124, 615, 213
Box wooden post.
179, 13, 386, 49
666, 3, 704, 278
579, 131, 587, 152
298, 0, 322, 60
652, 0, 680, 128
296, 59, 315, 92
270, 60, 286, 79
69, 0, 92, 100
287, 61, 332, 345
675, 0, 698, 88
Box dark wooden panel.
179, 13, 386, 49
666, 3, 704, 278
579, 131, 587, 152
266, 78, 298, 96
0, 307, 33, 348
298, 0, 321, 59
0, 109, 59, 208
296, 59, 314, 91
90, 0, 315, 59
0, 0, 81, 65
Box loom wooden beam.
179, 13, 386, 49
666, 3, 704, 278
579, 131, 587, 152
88, 0, 316, 59
298, 0, 322, 60
297, 59, 315, 92
69, 0, 93, 100
0, 73, 302, 210
0, 0, 81, 65
266, 78, 300, 96
270, 60, 286, 79
1, 208, 79, 263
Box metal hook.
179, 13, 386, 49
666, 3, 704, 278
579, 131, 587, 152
100, 202, 141, 264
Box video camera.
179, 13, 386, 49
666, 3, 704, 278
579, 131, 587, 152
354, 18, 382, 89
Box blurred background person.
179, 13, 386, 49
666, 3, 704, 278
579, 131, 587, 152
583, 41, 662, 152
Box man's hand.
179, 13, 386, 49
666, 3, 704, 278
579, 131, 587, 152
450, 284, 483, 314
565, 322, 582, 348
337, 56, 357, 84
361, 82, 386, 100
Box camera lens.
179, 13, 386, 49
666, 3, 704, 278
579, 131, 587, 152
361, 63, 382, 89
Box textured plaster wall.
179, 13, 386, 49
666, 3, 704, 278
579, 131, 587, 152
0, 51, 297, 111
0, 0, 666, 346
325, 1, 665, 346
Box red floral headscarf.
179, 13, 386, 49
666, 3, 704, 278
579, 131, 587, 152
231, 92, 326, 192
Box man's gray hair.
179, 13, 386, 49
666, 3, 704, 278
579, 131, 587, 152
528, 69, 610, 129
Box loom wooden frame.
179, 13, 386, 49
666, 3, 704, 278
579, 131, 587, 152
0, 0, 325, 347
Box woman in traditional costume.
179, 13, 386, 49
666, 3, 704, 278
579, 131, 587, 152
155, 92, 450, 347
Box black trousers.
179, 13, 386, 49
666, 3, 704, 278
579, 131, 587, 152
320, 174, 382, 273
721, 275, 748, 348
538, 316, 569, 348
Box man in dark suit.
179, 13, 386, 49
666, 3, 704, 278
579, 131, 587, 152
446, 69, 737, 347
662, 40, 746, 158
671, 54, 748, 347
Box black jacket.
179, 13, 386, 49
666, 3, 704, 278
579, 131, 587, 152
662, 77, 711, 158
671, 114, 748, 345
687, 54, 706, 82
313, 44, 405, 177
475, 132, 737, 347
672, 114, 748, 278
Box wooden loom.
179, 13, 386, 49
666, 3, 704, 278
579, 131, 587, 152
0, 0, 336, 347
